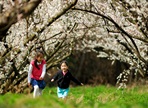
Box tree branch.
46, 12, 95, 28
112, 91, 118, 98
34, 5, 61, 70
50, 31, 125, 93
0, 0, 42, 41
72, 8, 148, 65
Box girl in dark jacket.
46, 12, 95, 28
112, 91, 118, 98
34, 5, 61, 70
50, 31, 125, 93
51, 60, 83, 98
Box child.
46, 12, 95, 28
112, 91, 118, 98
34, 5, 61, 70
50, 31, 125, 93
51, 60, 83, 98
28, 50, 46, 98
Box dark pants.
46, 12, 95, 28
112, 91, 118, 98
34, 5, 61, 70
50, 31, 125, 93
31, 78, 46, 89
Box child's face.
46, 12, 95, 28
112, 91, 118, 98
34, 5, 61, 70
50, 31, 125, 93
36, 54, 44, 62
61, 63, 68, 72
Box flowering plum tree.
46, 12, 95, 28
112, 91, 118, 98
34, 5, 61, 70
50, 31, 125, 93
0, 0, 147, 94
0, 0, 78, 94
71, 0, 148, 88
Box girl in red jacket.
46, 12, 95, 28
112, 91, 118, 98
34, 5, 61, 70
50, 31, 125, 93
28, 50, 46, 98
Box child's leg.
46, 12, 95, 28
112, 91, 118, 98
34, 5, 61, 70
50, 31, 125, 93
63, 88, 69, 98
38, 88, 42, 96
33, 85, 39, 98
57, 87, 64, 98
38, 80, 45, 96
57, 87, 69, 98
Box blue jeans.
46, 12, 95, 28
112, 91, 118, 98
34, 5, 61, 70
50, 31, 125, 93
31, 78, 46, 89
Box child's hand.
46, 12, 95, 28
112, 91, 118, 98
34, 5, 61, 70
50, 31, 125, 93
51, 79, 54, 82
28, 83, 31, 87
39, 77, 43, 80
81, 83, 84, 86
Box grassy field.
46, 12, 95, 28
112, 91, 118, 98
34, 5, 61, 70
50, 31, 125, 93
0, 85, 148, 108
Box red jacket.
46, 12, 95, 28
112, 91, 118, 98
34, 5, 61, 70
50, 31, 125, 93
31, 60, 46, 80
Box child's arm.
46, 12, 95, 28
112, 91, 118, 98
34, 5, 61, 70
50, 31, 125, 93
70, 73, 83, 85
28, 64, 33, 86
40, 64, 46, 80
51, 71, 60, 82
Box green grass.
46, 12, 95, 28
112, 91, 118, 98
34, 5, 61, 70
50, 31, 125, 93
0, 85, 148, 108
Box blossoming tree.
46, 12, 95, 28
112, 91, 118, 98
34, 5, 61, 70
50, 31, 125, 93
0, 0, 147, 94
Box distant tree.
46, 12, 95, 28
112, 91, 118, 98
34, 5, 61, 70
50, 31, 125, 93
71, 0, 148, 88
0, 0, 78, 94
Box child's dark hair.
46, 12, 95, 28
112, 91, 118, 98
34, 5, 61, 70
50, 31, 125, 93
60, 60, 69, 67
34, 50, 44, 70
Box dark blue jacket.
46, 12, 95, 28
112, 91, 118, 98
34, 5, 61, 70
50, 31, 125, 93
52, 70, 81, 89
